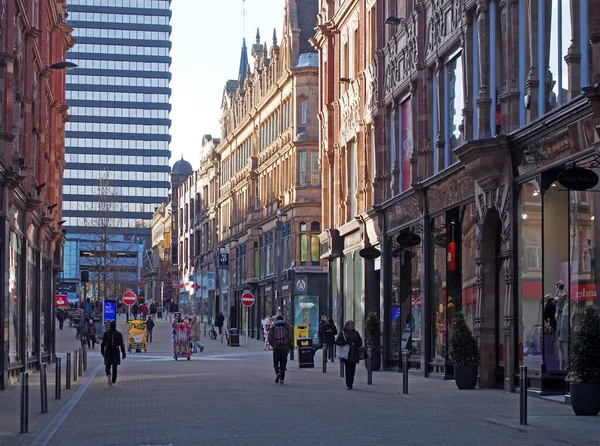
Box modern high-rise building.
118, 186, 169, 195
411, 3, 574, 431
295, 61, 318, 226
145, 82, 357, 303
61, 0, 172, 298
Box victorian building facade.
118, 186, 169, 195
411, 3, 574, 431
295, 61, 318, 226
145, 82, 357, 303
174, 0, 325, 340
316, 0, 600, 396
0, 0, 75, 387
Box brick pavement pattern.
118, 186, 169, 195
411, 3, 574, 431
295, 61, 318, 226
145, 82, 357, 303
0, 314, 598, 445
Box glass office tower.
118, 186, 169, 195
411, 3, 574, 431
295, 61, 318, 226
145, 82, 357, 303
63, 0, 172, 245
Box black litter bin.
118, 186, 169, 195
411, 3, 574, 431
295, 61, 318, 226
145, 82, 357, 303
157, 309, 163, 319
229, 328, 240, 347
297, 337, 314, 368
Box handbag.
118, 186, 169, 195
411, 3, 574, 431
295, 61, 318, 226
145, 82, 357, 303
338, 332, 350, 360
358, 346, 368, 361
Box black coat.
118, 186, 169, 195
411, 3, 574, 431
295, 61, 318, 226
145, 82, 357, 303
101, 329, 126, 365
320, 322, 338, 345
335, 329, 362, 364
216, 314, 225, 327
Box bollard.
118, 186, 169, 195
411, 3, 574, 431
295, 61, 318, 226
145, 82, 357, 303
78, 347, 83, 376
40, 363, 48, 413
55, 357, 62, 399
290, 344, 295, 361
73, 350, 79, 382
402, 352, 409, 394
340, 361, 345, 378
367, 349, 373, 385
83, 346, 88, 372
520, 366, 528, 425
20, 372, 29, 433
203, 323, 207, 338
66, 353, 71, 390
221, 331, 224, 344
322, 344, 327, 373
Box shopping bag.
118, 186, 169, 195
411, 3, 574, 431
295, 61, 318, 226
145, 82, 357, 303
338, 344, 350, 360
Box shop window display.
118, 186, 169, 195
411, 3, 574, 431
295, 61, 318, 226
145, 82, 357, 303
519, 173, 599, 375
431, 208, 461, 360
461, 203, 477, 332
8, 232, 22, 363
390, 241, 423, 361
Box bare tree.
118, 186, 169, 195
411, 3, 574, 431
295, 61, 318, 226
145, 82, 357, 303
77, 174, 140, 324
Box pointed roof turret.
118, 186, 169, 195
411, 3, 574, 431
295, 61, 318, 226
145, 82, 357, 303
238, 38, 249, 84
256, 28, 260, 44
272, 28, 278, 47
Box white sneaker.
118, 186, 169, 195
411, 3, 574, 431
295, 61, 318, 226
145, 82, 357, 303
112, 381, 117, 387
107, 375, 112, 387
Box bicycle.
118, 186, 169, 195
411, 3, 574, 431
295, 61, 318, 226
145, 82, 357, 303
208, 325, 217, 340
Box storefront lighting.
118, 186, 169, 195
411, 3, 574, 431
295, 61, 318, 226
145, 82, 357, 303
532, 189, 540, 196
521, 213, 528, 220
592, 216, 595, 221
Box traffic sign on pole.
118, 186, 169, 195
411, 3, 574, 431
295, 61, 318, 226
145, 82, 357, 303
241, 292, 255, 307
122, 290, 137, 306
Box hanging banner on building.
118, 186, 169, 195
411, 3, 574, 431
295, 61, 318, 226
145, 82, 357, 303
401, 99, 413, 191
218, 253, 229, 269
207, 272, 216, 291
55, 294, 68, 307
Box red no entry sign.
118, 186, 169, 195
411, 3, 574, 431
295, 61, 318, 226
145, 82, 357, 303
122, 290, 137, 306
241, 292, 255, 307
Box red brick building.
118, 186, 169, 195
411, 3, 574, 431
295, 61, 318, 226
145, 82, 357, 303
316, 0, 600, 396
0, 0, 74, 387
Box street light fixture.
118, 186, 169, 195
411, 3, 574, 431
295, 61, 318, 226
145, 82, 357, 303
46, 61, 78, 70
275, 202, 287, 317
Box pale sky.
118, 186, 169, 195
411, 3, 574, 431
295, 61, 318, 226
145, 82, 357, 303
169, 0, 286, 169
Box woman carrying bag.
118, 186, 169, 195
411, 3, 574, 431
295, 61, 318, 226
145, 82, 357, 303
335, 320, 363, 390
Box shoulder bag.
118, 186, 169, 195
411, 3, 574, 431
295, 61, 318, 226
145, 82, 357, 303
338, 332, 350, 360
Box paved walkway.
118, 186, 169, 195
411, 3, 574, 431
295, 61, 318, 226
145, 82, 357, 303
0, 316, 597, 445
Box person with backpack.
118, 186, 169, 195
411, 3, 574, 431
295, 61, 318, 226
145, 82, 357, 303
268, 315, 293, 385
101, 320, 126, 387
335, 320, 363, 390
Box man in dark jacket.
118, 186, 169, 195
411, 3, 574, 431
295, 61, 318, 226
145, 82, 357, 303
320, 319, 338, 362
146, 316, 155, 342
101, 320, 126, 387
268, 315, 293, 385
215, 312, 225, 335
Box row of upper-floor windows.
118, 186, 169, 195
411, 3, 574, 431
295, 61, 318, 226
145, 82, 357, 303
67, 75, 170, 88
259, 98, 294, 151
69, 12, 170, 25
66, 122, 170, 134
64, 169, 170, 183
383, 0, 591, 196
64, 184, 169, 197
70, 43, 170, 56
66, 153, 169, 166
66, 137, 169, 150
64, 216, 151, 229
70, 106, 169, 119
64, 201, 161, 213
68, 58, 169, 72
70, 0, 170, 9
220, 138, 252, 186
66, 91, 170, 103
72, 28, 170, 41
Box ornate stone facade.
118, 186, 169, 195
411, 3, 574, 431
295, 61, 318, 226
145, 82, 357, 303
0, 0, 74, 387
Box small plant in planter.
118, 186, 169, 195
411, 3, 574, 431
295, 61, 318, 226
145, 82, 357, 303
448, 311, 479, 390
568, 306, 600, 416
365, 312, 382, 371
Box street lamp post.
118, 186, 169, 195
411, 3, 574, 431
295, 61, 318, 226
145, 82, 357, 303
275, 205, 286, 316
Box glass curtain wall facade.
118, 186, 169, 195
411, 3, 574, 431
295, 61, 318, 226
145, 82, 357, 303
63, 0, 172, 243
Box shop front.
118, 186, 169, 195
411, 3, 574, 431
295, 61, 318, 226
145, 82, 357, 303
515, 117, 600, 394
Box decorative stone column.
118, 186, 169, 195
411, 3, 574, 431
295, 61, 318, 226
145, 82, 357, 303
476, 0, 492, 138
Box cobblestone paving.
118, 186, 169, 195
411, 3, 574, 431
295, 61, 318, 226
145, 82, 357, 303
1, 315, 598, 446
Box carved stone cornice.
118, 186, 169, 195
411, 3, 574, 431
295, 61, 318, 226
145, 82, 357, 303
3, 169, 26, 189
454, 136, 510, 191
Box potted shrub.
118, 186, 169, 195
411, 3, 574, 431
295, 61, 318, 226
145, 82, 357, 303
365, 312, 382, 371
568, 306, 600, 416
448, 311, 479, 389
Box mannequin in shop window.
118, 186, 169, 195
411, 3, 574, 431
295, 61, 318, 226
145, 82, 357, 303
543, 293, 557, 334
554, 281, 569, 370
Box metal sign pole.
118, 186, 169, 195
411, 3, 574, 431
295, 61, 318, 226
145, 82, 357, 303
246, 306, 249, 350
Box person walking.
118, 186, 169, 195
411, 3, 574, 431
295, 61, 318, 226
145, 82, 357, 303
335, 320, 362, 390
140, 302, 149, 319
132, 302, 139, 320
57, 308, 65, 330
146, 316, 155, 342
191, 317, 204, 353
215, 312, 225, 335
86, 318, 98, 349
268, 315, 293, 385
101, 320, 126, 387
321, 318, 338, 362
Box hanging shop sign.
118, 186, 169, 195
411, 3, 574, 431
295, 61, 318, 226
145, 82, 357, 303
396, 232, 421, 247
218, 253, 229, 269
557, 167, 599, 191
